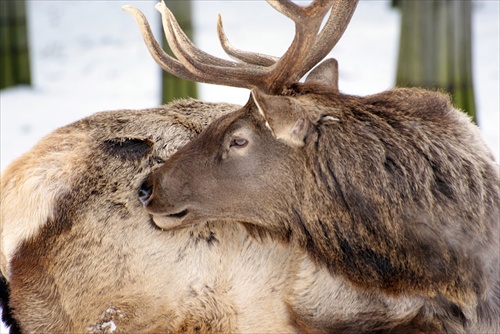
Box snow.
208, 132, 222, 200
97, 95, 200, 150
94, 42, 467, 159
85, 307, 123, 333
0, 1, 498, 332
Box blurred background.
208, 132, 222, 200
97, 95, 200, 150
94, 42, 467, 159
0, 1, 499, 331
1, 1, 498, 173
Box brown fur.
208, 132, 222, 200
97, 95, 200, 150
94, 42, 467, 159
1, 101, 296, 333
144, 85, 499, 333
0, 99, 455, 333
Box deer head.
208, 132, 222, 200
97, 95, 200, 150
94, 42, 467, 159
125, 0, 358, 229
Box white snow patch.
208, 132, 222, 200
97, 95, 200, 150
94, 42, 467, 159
85, 307, 124, 333
100, 321, 117, 333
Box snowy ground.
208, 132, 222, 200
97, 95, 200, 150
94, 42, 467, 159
1, 1, 498, 332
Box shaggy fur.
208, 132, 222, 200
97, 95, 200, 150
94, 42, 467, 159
0, 99, 453, 333
144, 85, 499, 333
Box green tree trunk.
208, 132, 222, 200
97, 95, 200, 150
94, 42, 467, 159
161, 1, 197, 104
395, 0, 476, 123
1, 0, 31, 90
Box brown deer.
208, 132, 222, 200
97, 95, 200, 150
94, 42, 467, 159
130, 0, 500, 332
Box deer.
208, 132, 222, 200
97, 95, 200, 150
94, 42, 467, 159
127, 0, 500, 333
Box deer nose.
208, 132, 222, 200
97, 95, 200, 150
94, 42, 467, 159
138, 179, 153, 205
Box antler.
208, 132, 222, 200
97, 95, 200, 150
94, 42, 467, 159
123, 0, 358, 95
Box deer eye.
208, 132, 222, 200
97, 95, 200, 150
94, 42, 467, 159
230, 137, 248, 148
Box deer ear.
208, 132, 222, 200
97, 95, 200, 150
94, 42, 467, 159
252, 89, 312, 147
305, 58, 338, 91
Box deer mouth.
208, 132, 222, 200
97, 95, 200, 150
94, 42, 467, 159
167, 209, 188, 219
151, 208, 191, 230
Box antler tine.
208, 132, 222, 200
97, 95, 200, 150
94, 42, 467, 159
266, 0, 304, 21
267, 0, 335, 21
302, 0, 359, 76
160, 3, 270, 88
157, 2, 237, 68
122, 5, 205, 83
217, 14, 278, 67
264, 0, 339, 93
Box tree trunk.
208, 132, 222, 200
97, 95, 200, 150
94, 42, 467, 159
395, 0, 476, 123
161, 1, 197, 104
1, 0, 31, 90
